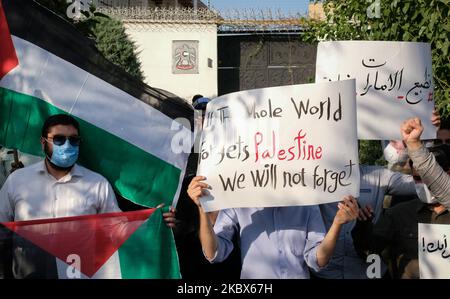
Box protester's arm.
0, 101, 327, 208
198, 207, 218, 260
401, 118, 450, 209
187, 176, 216, 258
379, 111, 438, 197
187, 176, 237, 262
409, 146, 450, 208
384, 109, 440, 195
303, 205, 327, 273
315, 196, 359, 268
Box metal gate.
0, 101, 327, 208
218, 33, 317, 95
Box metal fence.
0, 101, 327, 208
96, 5, 307, 31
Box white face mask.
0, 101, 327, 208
383, 142, 408, 166
415, 183, 438, 204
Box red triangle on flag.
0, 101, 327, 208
0, 1, 19, 80
2, 209, 156, 278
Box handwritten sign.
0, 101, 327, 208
197, 80, 360, 212
419, 223, 450, 279
316, 41, 435, 140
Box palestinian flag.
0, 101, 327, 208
0, 0, 193, 208
0, 208, 180, 279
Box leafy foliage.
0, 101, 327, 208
86, 15, 144, 81
359, 140, 386, 165
35, 0, 144, 81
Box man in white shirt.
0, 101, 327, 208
0, 114, 120, 221
0, 114, 176, 278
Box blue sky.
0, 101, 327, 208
206, 0, 310, 15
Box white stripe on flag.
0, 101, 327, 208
56, 252, 122, 279
0, 36, 191, 170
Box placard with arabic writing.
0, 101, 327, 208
419, 223, 450, 279
316, 41, 435, 140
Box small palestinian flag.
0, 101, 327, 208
0, 0, 193, 208
0, 208, 180, 279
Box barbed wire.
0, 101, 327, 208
96, 6, 308, 31
97, 7, 219, 23
123, 22, 217, 32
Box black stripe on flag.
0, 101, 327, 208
0, 224, 58, 279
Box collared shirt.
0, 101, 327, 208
315, 165, 415, 279
353, 198, 450, 279
0, 161, 120, 222
207, 206, 326, 279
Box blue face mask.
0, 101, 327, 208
48, 139, 79, 168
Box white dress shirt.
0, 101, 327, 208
209, 206, 326, 279
0, 161, 120, 221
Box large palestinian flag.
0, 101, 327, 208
0, 208, 181, 278
0, 0, 193, 208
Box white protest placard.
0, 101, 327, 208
316, 41, 435, 140
419, 223, 450, 279
197, 80, 360, 212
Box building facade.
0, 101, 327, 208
99, 4, 218, 102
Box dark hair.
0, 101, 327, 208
410, 144, 450, 172
192, 94, 210, 110
192, 94, 203, 103
41, 114, 80, 138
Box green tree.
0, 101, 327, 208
358, 140, 386, 165
35, 0, 144, 81
86, 15, 144, 81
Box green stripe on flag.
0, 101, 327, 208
118, 208, 181, 279
0, 87, 181, 207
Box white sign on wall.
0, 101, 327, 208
316, 41, 435, 140
419, 223, 450, 279
197, 80, 360, 212
172, 40, 199, 74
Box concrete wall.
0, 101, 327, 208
125, 23, 218, 102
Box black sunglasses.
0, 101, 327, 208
46, 135, 81, 146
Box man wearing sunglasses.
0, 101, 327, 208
0, 114, 121, 223
0, 114, 122, 278
0, 114, 178, 223
0, 114, 177, 278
